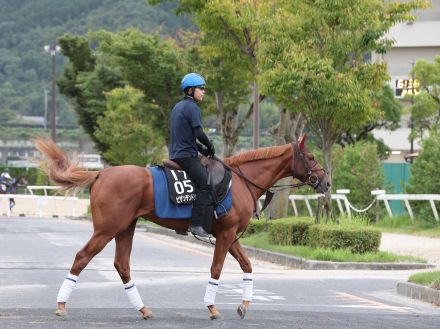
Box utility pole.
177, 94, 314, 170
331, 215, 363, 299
44, 41, 60, 142
44, 88, 48, 129
253, 80, 260, 149
410, 60, 415, 163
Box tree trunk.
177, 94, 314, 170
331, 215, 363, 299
267, 107, 305, 219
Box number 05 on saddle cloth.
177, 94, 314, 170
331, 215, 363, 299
149, 166, 232, 219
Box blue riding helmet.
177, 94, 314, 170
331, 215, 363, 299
181, 73, 206, 91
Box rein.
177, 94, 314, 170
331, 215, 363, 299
214, 142, 324, 216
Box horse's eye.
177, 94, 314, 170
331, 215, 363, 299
308, 155, 315, 161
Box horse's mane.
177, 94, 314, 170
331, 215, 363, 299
224, 144, 291, 167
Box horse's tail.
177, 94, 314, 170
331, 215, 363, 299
34, 138, 100, 193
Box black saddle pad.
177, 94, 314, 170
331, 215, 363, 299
164, 167, 231, 205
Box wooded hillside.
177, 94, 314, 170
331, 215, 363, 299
0, 0, 188, 124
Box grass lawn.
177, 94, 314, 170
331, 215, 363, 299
240, 232, 426, 263
408, 271, 440, 290
375, 215, 440, 238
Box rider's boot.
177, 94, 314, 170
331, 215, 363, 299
190, 186, 214, 238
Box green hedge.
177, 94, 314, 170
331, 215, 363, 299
246, 219, 266, 235
268, 217, 314, 246
308, 225, 381, 254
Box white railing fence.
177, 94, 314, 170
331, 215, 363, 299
1, 186, 89, 217
259, 190, 440, 222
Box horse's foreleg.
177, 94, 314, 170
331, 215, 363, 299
114, 221, 152, 319
228, 240, 253, 319
205, 228, 236, 319
56, 230, 113, 316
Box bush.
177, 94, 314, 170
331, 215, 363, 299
308, 225, 381, 254
243, 219, 267, 237
332, 142, 384, 216
406, 133, 440, 220
268, 217, 314, 246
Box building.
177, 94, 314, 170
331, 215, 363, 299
372, 0, 440, 163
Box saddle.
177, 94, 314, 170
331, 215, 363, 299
163, 155, 226, 185
162, 155, 231, 205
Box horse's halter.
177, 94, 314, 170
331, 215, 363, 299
291, 142, 326, 190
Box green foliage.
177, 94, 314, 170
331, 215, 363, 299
94, 86, 166, 165
410, 56, 440, 135
332, 142, 384, 210
257, 0, 426, 177
409, 271, 440, 289
268, 217, 314, 246
241, 232, 423, 263
0, 166, 42, 189
0, 0, 189, 123
0, 109, 18, 123
308, 225, 381, 254
59, 29, 186, 162
406, 133, 440, 219
244, 219, 267, 237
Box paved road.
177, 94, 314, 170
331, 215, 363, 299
0, 216, 439, 329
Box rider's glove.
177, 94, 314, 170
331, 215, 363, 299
197, 143, 211, 157
207, 140, 215, 157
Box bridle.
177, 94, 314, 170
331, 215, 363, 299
291, 142, 326, 190
214, 142, 326, 215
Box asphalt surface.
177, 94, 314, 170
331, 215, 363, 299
1, 216, 440, 329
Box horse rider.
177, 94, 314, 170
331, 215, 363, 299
169, 72, 216, 238
0, 168, 13, 193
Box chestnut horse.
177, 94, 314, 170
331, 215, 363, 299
35, 133, 329, 320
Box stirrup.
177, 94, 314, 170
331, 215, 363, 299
193, 234, 216, 244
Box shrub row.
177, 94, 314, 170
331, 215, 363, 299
246, 217, 381, 254
268, 217, 314, 246
308, 225, 381, 254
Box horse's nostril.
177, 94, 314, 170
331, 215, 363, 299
326, 182, 331, 187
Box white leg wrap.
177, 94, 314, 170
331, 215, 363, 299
57, 273, 78, 303
204, 278, 219, 306
242, 272, 253, 301
124, 280, 145, 311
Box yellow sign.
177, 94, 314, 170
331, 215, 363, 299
395, 79, 420, 97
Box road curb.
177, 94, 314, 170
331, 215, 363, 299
397, 281, 440, 305
136, 224, 434, 271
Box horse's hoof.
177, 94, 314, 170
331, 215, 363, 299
210, 312, 220, 320
237, 304, 247, 319
208, 305, 220, 320
142, 310, 153, 320
55, 309, 67, 318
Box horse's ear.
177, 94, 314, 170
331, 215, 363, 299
298, 133, 307, 150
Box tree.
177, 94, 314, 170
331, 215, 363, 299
58, 34, 124, 154
151, 0, 265, 150
338, 85, 401, 151
94, 86, 166, 165
90, 29, 185, 144
410, 56, 440, 138
0, 109, 17, 123
406, 132, 440, 220
332, 142, 384, 211
258, 0, 427, 183
59, 29, 186, 160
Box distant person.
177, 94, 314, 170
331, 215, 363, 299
0, 168, 13, 193
168, 72, 215, 238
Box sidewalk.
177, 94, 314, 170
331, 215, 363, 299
380, 232, 440, 268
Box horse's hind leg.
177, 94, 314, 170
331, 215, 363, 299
114, 220, 152, 319
228, 240, 253, 319
56, 229, 115, 316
